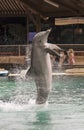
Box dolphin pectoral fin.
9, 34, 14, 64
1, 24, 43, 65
45, 48, 60, 56
47, 43, 61, 50
44, 43, 62, 56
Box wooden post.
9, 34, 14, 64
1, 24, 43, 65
27, 16, 29, 44
36, 15, 41, 32
25, 16, 30, 66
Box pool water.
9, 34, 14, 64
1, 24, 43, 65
0, 76, 84, 130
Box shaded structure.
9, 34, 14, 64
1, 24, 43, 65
0, 0, 84, 65
19, 0, 84, 18
1, 0, 84, 31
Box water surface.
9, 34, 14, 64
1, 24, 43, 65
0, 76, 84, 130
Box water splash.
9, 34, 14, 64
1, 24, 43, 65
0, 98, 49, 112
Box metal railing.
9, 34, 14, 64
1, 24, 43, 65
58, 44, 84, 51
0, 45, 31, 56
0, 44, 83, 56
58, 44, 84, 56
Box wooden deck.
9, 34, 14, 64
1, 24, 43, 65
0, 56, 25, 65
0, 55, 83, 66
75, 56, 84, 65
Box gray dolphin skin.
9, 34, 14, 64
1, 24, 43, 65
26, 29, 61, 104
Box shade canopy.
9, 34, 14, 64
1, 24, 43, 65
0, 0, 84, 19
20, 0, 84, 19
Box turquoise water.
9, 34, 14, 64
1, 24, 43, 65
0, 76, 84, 130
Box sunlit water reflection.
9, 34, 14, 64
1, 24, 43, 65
0, 76, 84, 130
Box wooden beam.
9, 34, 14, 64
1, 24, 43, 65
27, 11, 41, 32
36, 15, 41, 32
18, 0, 47, 20
54, 0, 81, 15
42, 11, 79, 17
26, 10, 37, 26
18, 1, 41, 32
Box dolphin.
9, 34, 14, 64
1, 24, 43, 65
26, 29, 61, 104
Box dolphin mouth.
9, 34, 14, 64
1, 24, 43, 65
45, 29, 51, 40
46, 29, 51, 34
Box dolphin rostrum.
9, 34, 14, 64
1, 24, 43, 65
26, 29, 61, 104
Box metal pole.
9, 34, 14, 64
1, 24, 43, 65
25, 16, 29, 67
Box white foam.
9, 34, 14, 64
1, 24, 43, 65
0, 99, 49, 112
28, 98, 36, 104
0, 101, 26, 111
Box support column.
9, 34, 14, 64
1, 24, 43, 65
25, 16, 30, 67
27, 16, 29, 44
36, 15, 41, 32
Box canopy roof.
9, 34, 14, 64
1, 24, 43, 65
20, 0, 84, 19
0, 0, 84, 19
0, 0, 26, 16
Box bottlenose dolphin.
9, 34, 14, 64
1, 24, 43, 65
26, 29, 61, 104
